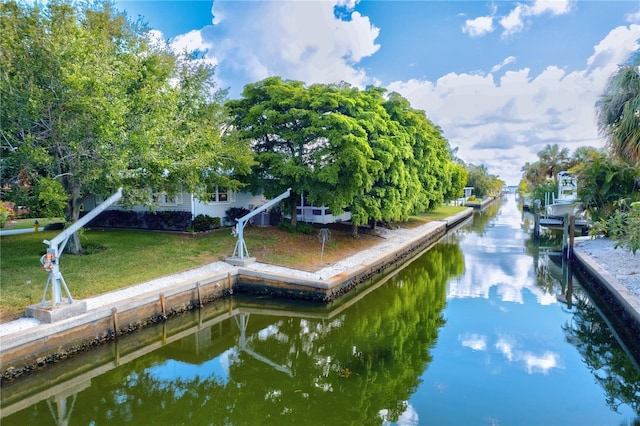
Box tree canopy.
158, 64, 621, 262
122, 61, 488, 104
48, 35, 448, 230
464, 163, 503, 197
226, 77, 464, 234
596, 50, 640, 166
0, 0, 253, 252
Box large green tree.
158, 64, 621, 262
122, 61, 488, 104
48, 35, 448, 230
596, 51, 640, 165
226, 77, 376, 227
465, 163, 502, 197
343, 87, 418, 230
227, 78, 461, 235
0, 0, 253, 252
382, 92, 461, 212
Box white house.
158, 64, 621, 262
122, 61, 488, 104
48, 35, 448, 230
294, 193, 351, 224
82, 187, 265, 226
83, 187, 350, 227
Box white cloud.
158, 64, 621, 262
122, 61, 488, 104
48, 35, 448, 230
503, 0, 573, 38
490, 56, 517, 73
529, 0, 573, 17
460, 333, 488, 351
388, 24, 640, 185
171, 30, 218, 69
379, 404, 419, 426
522, 351, 560, 374
146, 1, 638, 187
586, 24, 640, 75
462, 15, 494, 37
627, 10, 640, 23
500, 4, 528, 38
198, 0, 379, 89
495, 338, 514, 361
495, 337, 562, 374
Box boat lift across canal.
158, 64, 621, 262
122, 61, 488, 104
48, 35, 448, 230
226, 188, 291, 266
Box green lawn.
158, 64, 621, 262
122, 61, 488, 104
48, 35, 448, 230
0, 205, 468, 322
2, 217, 64, 230
0, 229, 236, 321
405, 205, 468, 227
413, 205, 468, 220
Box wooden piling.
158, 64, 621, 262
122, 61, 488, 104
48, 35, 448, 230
569, 215, 575, 259
111, 308, 119, 335
562, 214, 569, 259
533, 200, 540, 241
159, 293, 166, 318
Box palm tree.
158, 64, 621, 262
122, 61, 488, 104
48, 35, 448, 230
537, 144, 569, 179
596, 52, 640, 165
520, 161, 544, 187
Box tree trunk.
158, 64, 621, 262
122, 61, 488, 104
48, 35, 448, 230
289, 197, 298, 227
67, 185, 83, 254
351, 222, 359, 237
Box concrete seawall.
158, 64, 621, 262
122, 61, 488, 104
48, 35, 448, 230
573, 247, 640, 326
1, 209, 473, 380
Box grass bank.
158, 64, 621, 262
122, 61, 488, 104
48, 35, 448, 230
0, 205, 466, 322
2, 217, 64, 230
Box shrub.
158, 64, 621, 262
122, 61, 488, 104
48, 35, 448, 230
85, 210, 192, 231
590, 201, 640, 254
225, 207, 250, 223
278, 221, 314, 234
193, 214, 220, 232
0, 206, 10, 228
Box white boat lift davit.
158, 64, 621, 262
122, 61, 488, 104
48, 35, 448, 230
26, 188, 123, 323
226, 188, 291, 266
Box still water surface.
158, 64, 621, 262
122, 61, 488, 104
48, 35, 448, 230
2, 194, 639, 425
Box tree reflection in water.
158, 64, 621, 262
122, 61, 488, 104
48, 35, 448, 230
1, 243, 464, 425
562, 292, 640, 419
533, 250, 640, 420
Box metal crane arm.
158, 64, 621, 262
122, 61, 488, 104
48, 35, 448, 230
231, 188, 291, 260
44, 188, 123, 251
39, 187, 123, 307
236, 188, 291, 227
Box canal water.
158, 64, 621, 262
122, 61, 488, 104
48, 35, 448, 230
1, 194, 639, 425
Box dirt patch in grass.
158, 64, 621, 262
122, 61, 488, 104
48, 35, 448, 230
244, 224, 385, 272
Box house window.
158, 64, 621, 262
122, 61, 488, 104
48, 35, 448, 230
156, 192, 183, 206
210, 187, 234, 203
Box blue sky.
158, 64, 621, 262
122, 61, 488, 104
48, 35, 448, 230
114, 0, 640, 185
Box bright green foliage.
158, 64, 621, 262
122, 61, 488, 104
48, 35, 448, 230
33, 177, 69, 218
446, 162, 469, 201
384, 93, 438, 215
227, 78, 460, 234
465, 164, 503, 197
227, 77, 377, 227
573, 150, 640, 222
591, 201, 640, 254
0, 0, 253, 252
537, 144, 570, 179
530, 180, 557, 208
0, 206, 10, 228
596, 51, 640, 165
519, 143, 571, 191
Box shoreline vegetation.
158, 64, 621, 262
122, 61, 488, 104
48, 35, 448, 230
0, 206, 466, 323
